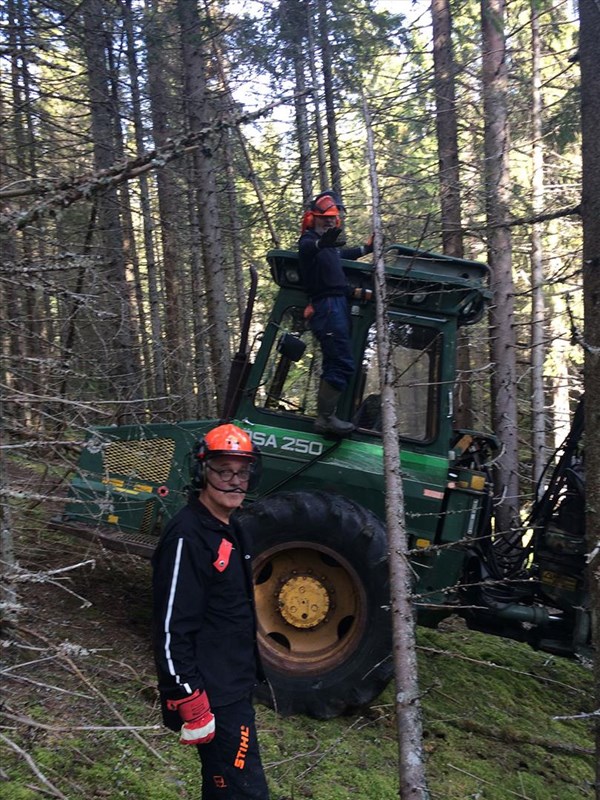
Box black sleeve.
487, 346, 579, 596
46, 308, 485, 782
340, 245, 364, 260
152, 527, 211, 698
298, 236, 318, 258
298, 233, 318, 292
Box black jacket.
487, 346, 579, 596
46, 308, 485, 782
152, 495, 261, 728
298, 228, 363, 300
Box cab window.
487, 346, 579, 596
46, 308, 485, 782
253, 308, 442, 442
354, 321, 442, 442
254, 307, 322, 416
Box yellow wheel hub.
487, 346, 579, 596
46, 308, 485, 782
278, 574, 330, 629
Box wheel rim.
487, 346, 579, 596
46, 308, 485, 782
253, 540, 367, 675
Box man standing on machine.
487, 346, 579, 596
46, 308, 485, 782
298, 190, 373, 436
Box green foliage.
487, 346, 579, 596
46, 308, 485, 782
327, 0, 411, 94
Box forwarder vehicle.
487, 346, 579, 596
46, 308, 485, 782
51, 245, 589, 719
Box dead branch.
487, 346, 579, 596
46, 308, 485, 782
419, 645, 588, 694
6, 624, 166, 762
553, 709, 600, 721
7, 560, 96, 581
449, 717, 593, 756
0, 90, 311, 231
446, 763, 534, 799
0, 488, 91, 506
463, 204, 581, 236
0, 672, 93, 698
2, 709, 161, 733
2, 562, 95, 608
0, 731, 70, 800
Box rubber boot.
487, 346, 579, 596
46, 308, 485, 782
314, 380, 355, 436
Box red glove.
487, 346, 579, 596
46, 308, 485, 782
166, 689, 216, 746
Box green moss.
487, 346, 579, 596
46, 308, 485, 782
3, 528, 593, 800
0, 783, 40, 800
415, 626, 594, 799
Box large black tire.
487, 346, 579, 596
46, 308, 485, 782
238, 491, 393, 719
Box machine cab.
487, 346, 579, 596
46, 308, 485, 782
236, 245, 490, 460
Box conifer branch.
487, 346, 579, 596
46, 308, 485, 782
0, 91, 310, 231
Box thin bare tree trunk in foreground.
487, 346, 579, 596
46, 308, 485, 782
481, 0, 520, 534
363, 93, 430, 800
431, 0, 472, 430
579, 0, 600, 793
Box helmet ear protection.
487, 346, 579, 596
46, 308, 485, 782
190, 438, 209, 490
191, 424, 262, 491
301, 209, 315, 234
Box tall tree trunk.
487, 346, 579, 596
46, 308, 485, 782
177, 0, 231, 410
81, 0, 140, 421
481, 0, 520, 534
146, 0, 194, 420
0, 50, 22, 430
305, 0, 327, 190
363, 92, 430, 800
17, 0, 46, 429
187, 184, 214, 417
203, 2, 245, 324
106, 30, 153, 410
122, 0, 167, 413
205, 9, 278, 319
56, 203, 97, 425
210, 33, 279, 247
222, 126, 246, 325
431, 0, 472, 429
282, 0, 313, 204
529, 0, 546, 488
317, 0, 342, 197
579, 0, 600, 791
7, 0, 31, 428
548, 252, 572, 452
0, 476, 17, 621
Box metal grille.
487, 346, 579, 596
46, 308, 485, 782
140, 499, 157, 536
103, 438, 176, 483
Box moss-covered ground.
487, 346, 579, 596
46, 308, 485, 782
1, 496, 594, 799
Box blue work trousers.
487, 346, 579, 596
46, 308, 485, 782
310, 295, 355, 391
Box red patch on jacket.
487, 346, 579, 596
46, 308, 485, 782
213, 538, 233, 572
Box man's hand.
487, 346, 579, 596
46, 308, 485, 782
167, 689, 216, 746
317, 227, 344, 248
363, 233, 374, 255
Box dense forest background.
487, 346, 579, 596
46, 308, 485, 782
0, 0, 584, 499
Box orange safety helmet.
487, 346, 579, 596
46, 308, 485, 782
301, 190, 345, 233
312, 194, 341, 217
192, 423, 261, 489
202, 424, 255, 458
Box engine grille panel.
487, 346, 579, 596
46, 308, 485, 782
103, 438, 176, 483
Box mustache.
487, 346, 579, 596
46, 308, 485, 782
205, 477, 246, 495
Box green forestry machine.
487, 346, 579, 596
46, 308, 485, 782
52, 245, 590, 719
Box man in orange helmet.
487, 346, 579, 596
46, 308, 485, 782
152, 424, 269, 799
298, 190, 373, 436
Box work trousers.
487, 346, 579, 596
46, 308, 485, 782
196, 696, 269, 800
310, 295, 355, 391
